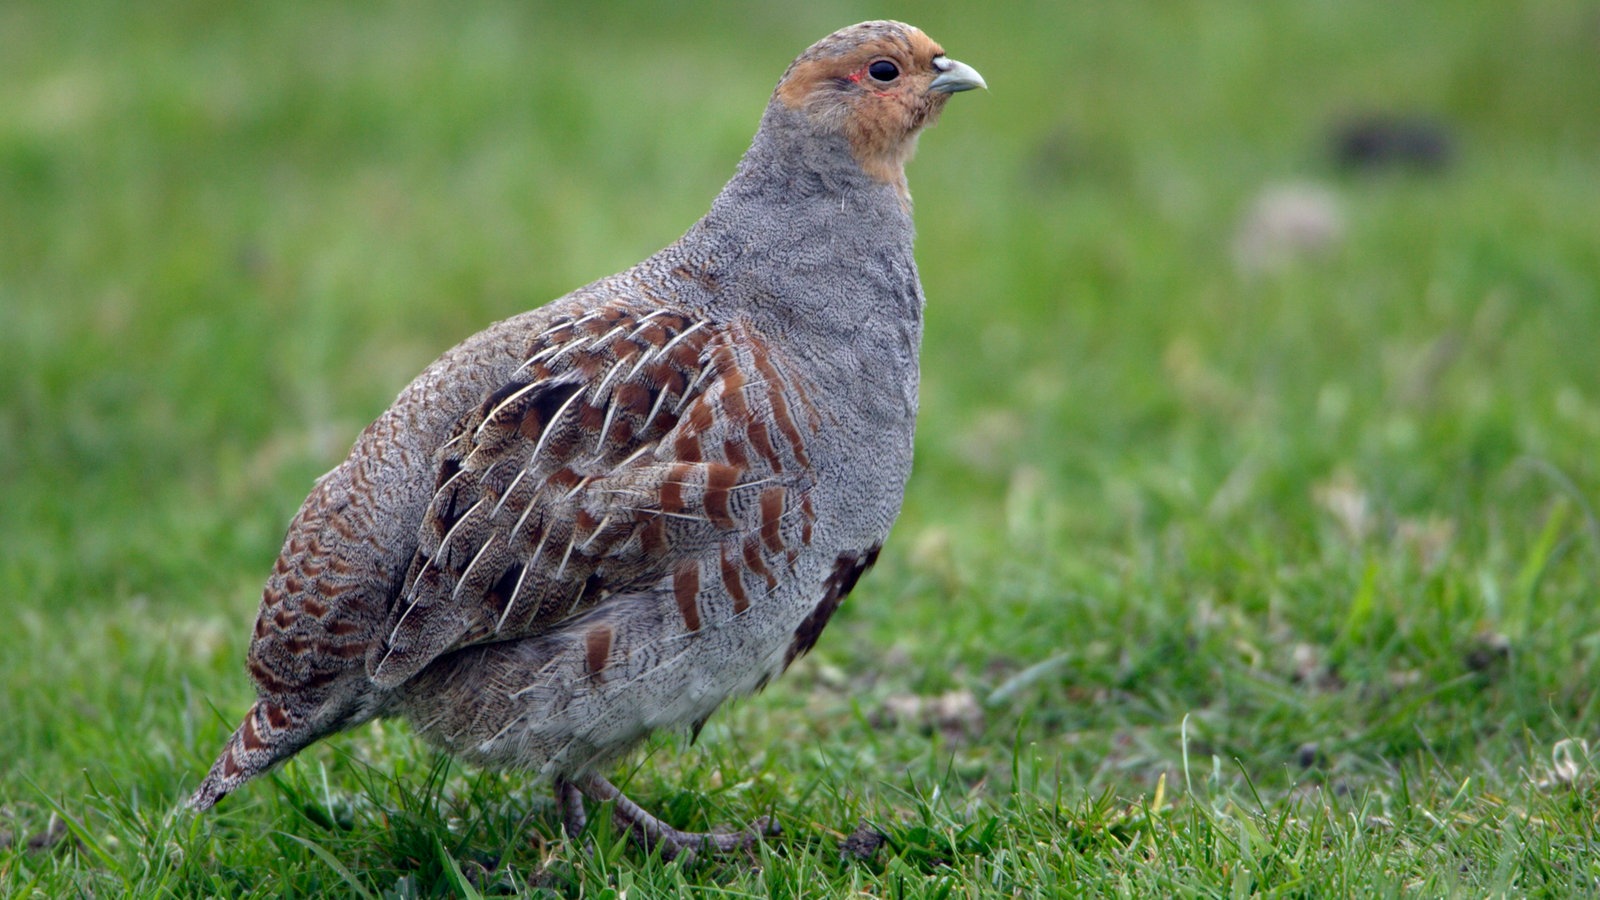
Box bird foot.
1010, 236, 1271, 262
566, 772, 778, 862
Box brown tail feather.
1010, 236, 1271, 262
188, 700, 309, 811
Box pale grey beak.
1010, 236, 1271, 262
928, 57, 987, 94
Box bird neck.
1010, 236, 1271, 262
649, 102, 923, 341
716, 103, 915, 214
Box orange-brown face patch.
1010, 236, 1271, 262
775, 23, 953, 190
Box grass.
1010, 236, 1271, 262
4, 0, 1600, 894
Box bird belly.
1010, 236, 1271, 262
395, 547, 845, 777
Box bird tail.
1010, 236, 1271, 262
188, 699, 310, 811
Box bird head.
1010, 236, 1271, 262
773, 21, 985, 192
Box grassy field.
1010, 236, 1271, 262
4, 0, 1599, 895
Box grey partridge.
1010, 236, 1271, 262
189, 20, 984, 859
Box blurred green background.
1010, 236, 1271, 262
3, 0, 1598, 893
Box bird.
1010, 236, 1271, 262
188, 20, 984, 859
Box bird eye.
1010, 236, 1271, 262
867, 60, 899, 82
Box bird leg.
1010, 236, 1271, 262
555, 777, 588, 840
572, 771, 777, 861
